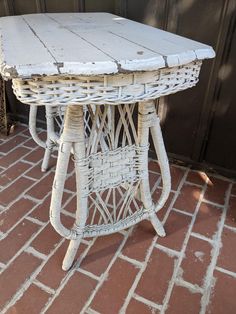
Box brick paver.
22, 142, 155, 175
0, 124, 236, 313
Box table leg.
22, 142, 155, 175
29, 106, 46, 149
41, 106, 59, 172
50, 105, 88, 270
138, 100, 171, 236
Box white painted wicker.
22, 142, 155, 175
28, 105, 93, 171
12, 61, 201, 106
48, 101, 171, 270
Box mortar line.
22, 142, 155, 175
33, 279, 55, 295
85, 308, 101, 314
133, 293, 162, 310
172, 207, 194, 217
201, 199, 224, 208
215, 266, 236, 279
223, 224, 236, 232
175, 278, 204, 293
190, 232, 214, 244
77, 267, 101, 281
118, 253, 144, 268
25, 246, 48, 260
200, 183, 232, 314
154, 243, 180, 257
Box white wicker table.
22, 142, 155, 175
0, 13, 215, 270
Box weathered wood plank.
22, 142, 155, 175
0, 15, 58, 78
48, 13, 165, 71
23, 14, 117, 76
0, 12, 215, 79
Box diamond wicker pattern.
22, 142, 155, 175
12, 61, 201, 106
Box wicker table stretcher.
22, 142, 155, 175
0, 13, 215, 270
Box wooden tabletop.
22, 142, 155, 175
0, 13, 215, 79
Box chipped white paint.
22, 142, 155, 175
0, 12, 214, 79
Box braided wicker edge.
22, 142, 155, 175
12, 61, 202, 106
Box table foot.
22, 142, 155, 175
150, 214, 166, 237
41, 145, 53, 172
62, 238, 82, 271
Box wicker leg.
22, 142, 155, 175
138, 100, 171, 237
29, 106, 46, 148
49, 105, 88, 270
150, 105, 171, 237
41, 106, 59, 172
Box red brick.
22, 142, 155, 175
0, 147, 31, 168
0, 198, 36, 233
31, 215, 73, 255
186, 170, 208, 186
90, 258, 139, 313
64, 175, 76, 192
225, 196, 236, 227
158, 165, 185, 191
63, 195, 76, 214
6, 284, 50, 314
149, 172, 161, 189
157, 211, 192, 251
0, 176, 35, 206
29, 192, 71, 223
0, 252, 42, 310
0, 219, 40, 264
166, 285, 202, 314
204, 176, 230, 205
0, 161, 32, 187
30, 224, 62, 256
206, 270, 236, 314
81, 232, 124, 276
25, 164, 47, 180
180, 236, 212, 287
231, 183, 236, 196
153, 190, 175, 222
23, 147, 44, 163
174, 184, 202, 214
149, 160, 160, 173
23, 131, 46, 149
217, 228, 236, 273
170, 166, 186, 191
0, 135, 27, 153
23, 138, 38, 148
192, 202, 222, 239
29, 196, 51, 223
46, 272, 97, 314
126, 298, 159, 313
22, 129, 31, 137
36, 241, 87, 290
26, 172, 54, 200
122, 220, 156, 262
135, 248, 177, 304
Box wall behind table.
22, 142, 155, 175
0, 0, 235, 177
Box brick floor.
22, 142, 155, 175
0, 123, 236, 313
